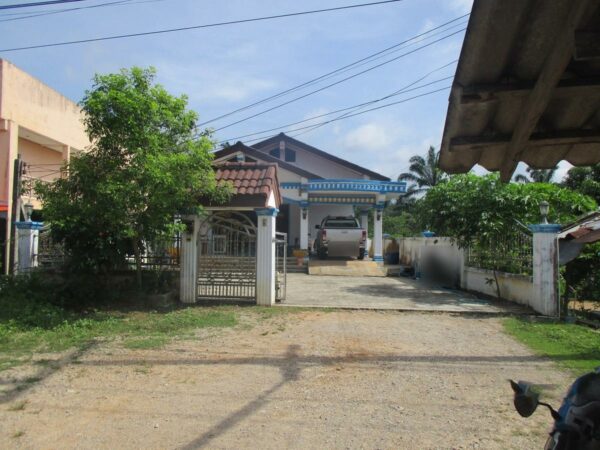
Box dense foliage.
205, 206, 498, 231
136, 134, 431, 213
37, 67, 228, 281
417, 173, 596, 247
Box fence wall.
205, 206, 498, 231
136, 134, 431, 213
397, 237, 543, 313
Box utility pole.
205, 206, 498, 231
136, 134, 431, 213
8, 155, 23, 274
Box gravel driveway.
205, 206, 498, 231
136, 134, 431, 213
1, 310, 568, 449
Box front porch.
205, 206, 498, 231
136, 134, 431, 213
280, 178, 406, 262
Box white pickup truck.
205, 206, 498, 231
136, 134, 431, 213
314, 216, 367, 260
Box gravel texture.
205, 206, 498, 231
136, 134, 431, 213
0, 310, 569, 449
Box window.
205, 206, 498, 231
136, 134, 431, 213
285, 148, 296, 162
324, 218, 360, 228
269, 148, 280, 158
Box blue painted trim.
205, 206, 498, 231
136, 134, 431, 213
422, 231, 436, 237
281, 182, 301, 189
306, 178, 407, 194
374, 202, 385, 210
255, 207, 279, 217
373, 255, 384, 262
528, 224, 561, 233
299, 201, 309, 208
15, 221, 44, 230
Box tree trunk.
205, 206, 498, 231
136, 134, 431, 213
493, 268, 501, 300
133, 237, 143, 290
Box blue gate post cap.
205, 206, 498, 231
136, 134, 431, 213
422, 230, 435, 237
528, 224, 561, 233
15, 221, 44, 230
255, 207, 279, 217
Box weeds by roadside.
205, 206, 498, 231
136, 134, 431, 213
504, 317, 600, 374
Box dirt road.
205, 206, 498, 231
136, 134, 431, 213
1, 310, 569, 449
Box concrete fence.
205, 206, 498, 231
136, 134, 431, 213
396, 234, 557, 316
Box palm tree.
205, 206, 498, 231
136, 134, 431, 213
514, 166, 557, 183
397, 145, 447, 196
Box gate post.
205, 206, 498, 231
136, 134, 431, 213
15, 221, 41, 273
256, 207, 278, 306
529, 224, 561, 316
180, 215, 199, 304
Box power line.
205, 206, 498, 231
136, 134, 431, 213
212, 28, 465, 132
290, 61, 457, 140
235, 86, 451, 146
0, 0, 87, 10
0, 0, 166, 23
220, 72, 455, 143
198, 14, 469, 127
0, 0, 404, 52
225, 59, 457, 143
0, 0, 128, 22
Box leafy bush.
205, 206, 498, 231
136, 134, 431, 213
418, 173, 596, 247
0, 275, 71, 329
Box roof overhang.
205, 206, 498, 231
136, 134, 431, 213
440, 0, 600, 181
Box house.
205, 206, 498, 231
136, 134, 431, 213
0, 59, 89, 272
213, 133, 406, 262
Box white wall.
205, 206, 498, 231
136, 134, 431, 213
462, 267, 534, 307
397, 236, 547, 315
257, 141, 368, 179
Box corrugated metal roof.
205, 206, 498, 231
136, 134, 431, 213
440, 0, 600, 181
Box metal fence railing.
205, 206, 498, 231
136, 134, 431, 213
126, 234, 181, 271
467, 231, 533, 276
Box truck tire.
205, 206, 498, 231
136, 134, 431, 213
318, 247, 328, 260
358, 249, 365, 260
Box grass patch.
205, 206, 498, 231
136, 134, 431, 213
7, 400, 28, 411
0, 306, 237, 371
123, 336, 169, 349
12, 430, 25, 439
504, 317, 600, 374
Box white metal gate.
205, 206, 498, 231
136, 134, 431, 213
197, 212, 257, 301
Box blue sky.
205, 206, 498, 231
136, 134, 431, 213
2, 0, 566, 180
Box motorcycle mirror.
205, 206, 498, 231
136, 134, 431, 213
510, 380, 539, 418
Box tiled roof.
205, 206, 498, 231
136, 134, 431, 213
213, 142, 323, 180
214, 162, 281, 207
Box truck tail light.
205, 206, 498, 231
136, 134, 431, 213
322, 229, 327, 239
361, 230, 367, 241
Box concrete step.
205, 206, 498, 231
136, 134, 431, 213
308, 259, 386, 277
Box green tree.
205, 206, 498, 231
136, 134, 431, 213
418, 173, 596, 248
397, 145, 447, 196
417, 173, 596, 298
37, 67, 228, 286
562, 164, 600, 203
514, 166, 558, 183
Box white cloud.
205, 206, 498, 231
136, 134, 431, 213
156, 61, 277, 103
341, 123, 391, 153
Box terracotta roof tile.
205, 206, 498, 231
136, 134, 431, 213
213, 162, 281, 207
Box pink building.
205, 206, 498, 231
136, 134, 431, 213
0, 59, 89, 272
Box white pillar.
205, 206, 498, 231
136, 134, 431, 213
15, 221, 40, 273
256, 207, 278, 306
530, 224, 561, 316
179, 215, 199, 304
299, 201, 309, 251
373, 204, 384, 263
